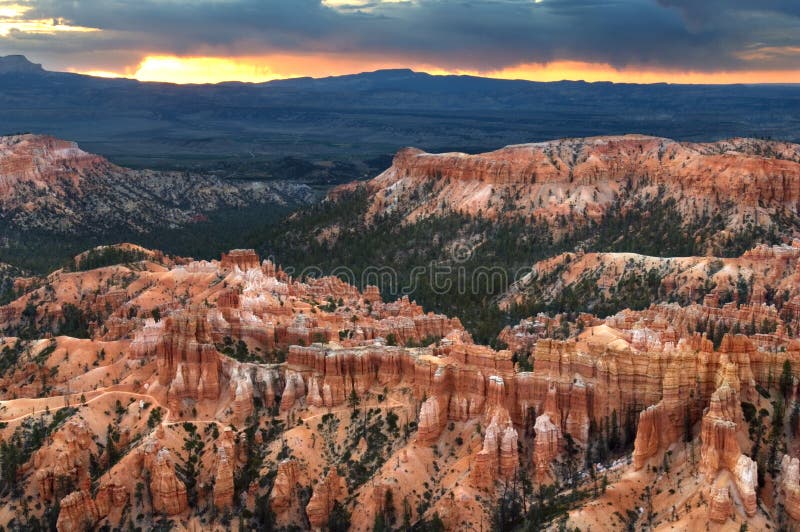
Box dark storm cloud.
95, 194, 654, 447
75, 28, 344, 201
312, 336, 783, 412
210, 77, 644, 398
658, 0, 800, 24
4, 0, 800, 72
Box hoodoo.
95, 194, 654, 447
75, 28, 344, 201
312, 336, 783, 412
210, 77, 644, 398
0, 136, 800, 530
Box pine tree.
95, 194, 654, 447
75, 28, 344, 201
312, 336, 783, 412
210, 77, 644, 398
780, 359, 793, 398
348, 388, 360, 412
384, 488, 396, 526
609, 410, 621, 453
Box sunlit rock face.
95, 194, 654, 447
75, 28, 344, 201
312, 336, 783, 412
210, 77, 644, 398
0, 240, 798, 531
354, 136, 800, 237
699, 382, 758, 518
154, 309, 222, 408
306, 469, 345, 529
148, 448, 188, 516
781, 456, 800, 520
56, 490, 102, 532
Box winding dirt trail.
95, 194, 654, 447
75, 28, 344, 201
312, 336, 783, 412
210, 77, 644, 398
0, 388, 168, 424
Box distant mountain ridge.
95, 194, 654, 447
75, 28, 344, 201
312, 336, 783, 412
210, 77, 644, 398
0, 55, 44, 74
2, 55, 800, 177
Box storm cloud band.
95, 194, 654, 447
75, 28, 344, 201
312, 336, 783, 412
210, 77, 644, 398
3, 0, 800, 75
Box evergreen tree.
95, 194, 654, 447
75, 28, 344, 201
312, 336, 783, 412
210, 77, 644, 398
384, 488, 396, 526
348, 388, 361, 412
328, 501, 351, 532
780, 359, 793, 398
609, 410, 621, 453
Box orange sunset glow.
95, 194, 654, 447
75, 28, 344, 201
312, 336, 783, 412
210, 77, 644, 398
78, 54, 800, 85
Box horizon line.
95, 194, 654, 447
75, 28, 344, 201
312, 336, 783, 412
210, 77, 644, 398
6, 54, 800, 87
62, 67, 800, 88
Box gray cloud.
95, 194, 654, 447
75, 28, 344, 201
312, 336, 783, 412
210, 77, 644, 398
3, 0, 800, 73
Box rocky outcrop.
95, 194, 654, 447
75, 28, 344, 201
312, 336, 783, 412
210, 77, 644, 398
142, 309, 222, 409
699, 383, 742, 474
280, 370, 307, 412
781, 455, 800, 520
362, 136, 800, 242
270, 459, 301, 514
734, 457, 758, 516
56, 490, 101, 532
632, 403, 667, 470
708, 484, 733, 523
306, 470, 345, 530
224, 363, 282, 422
532, 414, 561, 482
95, 480, 128, 516
286, 341, 515, 442
221, 249, 261, 271
0, 135, 103, 196
55, 480, 127, 532
149, 449, 188, 516
471, 406, 519, 489
699, 382, 757, 517
228, 364, 255, 423
417, 395, 447, 445
34, 419, 94, 501
0, 134, 312, 235
501, 242, 800, 312
213, 445, 235, 510
277, 295, 799, 477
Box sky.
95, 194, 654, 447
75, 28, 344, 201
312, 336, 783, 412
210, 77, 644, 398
1, 0, 799, 84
